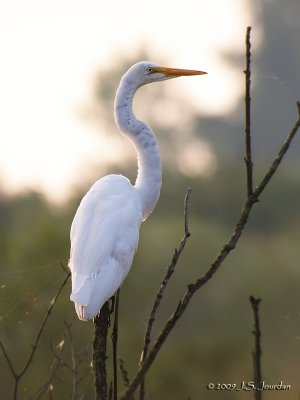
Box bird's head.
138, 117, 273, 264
123, 61, 207, 87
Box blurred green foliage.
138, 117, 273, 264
1, 1, 300, 398
1, 166, 300, 399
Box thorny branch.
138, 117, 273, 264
250, 296, 263, 400
0, 265, 70, 400
120, 27, 300, 400
139, 187, 192, 400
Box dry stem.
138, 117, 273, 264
120, 26, 300, 400
0, 266, 70, 400
250, 296, 262, 400
139, 187, 192, 400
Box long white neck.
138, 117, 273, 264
114, 78, 162, 220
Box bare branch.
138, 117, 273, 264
139, 187, 192, 400
93, 301, 110, 400
0, 270, 70, 400
48, 330, 90, 397
112, 289, 120, 400
183, 187, 192, 236
244, 26, 254, 197
19, 272, 70, 380
250, 296, 262, 400
50, 338, 73, 373
120, 30, 300, 399
27, 339, 65, 400
253, 106, 300, 200
65, 321, 78, 400
0, 340, 17, 378
118, 358, 130, 389
60, 260, 71, 277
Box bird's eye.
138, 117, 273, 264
147, 67, 153, 74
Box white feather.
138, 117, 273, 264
69, 174, 142, 320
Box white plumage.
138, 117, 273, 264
69, 175, 142, 320
69, 61, 206, 320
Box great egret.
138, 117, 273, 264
69, 61, 206, 321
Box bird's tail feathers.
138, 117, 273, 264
70, 274, 93, 306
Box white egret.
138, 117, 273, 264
69, 61, 206, 320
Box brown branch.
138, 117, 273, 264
121, 106, 300, 398
121, 199, 252, 399
139, 187, 192, 400
27, 338, 65, 400
20, 272, 70, 379
253, 101, 300, 200
112, 289, 120, 400
47, 329, 90, 396
118, 358, 130, 389
0, 340, 17, 378
65, 321, 78, 400
244, 26, 253, 197
0, 270, 70, 400
250, 296, 262, 400
60, 260, 70, 275
50, 338, 73, 373
93, 301, 111, 400
120, 40, 300, 400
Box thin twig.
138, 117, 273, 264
65, 321, 77, 400
60, 260, 71, 275
76, 345, 91, 367
0, 340, 17, 378
49, 330, 90, 392
27, 339, 65, 400
93, 301, 110, 400
20, 272, 70, 378
250, 296, 262, 400
118, 358, 130, 389
139, 187, 192, 400
121, 199, 252, 399
112, 289, 120, 400
253, 101, 300, 199
244, 26, 253, 197
0, 270, 70, 400
50, 338, 72, 373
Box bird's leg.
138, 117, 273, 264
111, 288, 120, 400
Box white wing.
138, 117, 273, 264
69, 174, 142, 320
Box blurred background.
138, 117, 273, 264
1, 0, 300, 398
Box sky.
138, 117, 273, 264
0, 0, 257, 201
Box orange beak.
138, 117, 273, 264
151, 66, 207, 77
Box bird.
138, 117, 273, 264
69, 61, 207, 320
